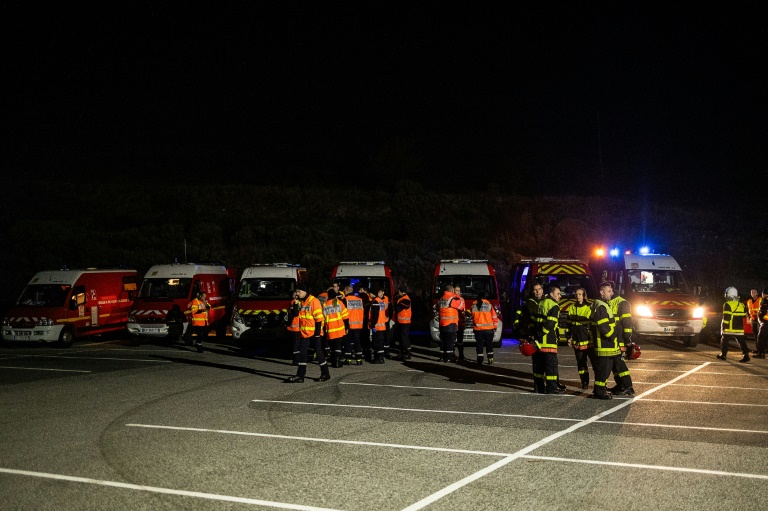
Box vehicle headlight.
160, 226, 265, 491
128, 313, 136, 322
692, 307, 704, 319
635, 305, 653, 318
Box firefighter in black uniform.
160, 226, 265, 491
590, 281, 634, 399
534, 285, 564, 394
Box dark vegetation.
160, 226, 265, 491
2, 180, 766, 312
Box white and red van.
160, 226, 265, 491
230, 263, 308, 342
127, 263, 236, 344
1, 268, 138, 347
591, 251, 704, 347
429, 259, 503, 347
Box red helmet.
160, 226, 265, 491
626, 342, 641, 360
519, 340, 536, 357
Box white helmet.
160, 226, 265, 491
724, 287, 738, 300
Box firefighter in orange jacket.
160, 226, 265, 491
438, 284, 462, 362
285, 284, 330, 383
393, 286, 413, 360
370, 288, 389, 364
453, 286, 467, 361
756, 288, 768, 358
285, 289, 302, 365
342, 285, 365, 365
747, 288, 762, 351
185, 291, 211, 353
324, 289, 350, 368
471, 291, 498, 365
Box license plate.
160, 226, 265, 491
663, 326, 692, 333
15, 335, 32, 341
140, 328, 162, 334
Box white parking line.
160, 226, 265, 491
340, 381, 553, 395
0, 467, 341, 511
0, 366, 91, 373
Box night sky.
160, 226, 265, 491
5, 3, 766, 205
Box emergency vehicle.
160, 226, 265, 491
230, 263, 308, 342
591, 250, 704, 347
510, 258, 597, 341
429, 259, 503, 347
126, 263, 236, 344
331, 261, 396, 333
1, 268, 138, 347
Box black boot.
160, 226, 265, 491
477, 356, 484, 366
402, 350, 412, 361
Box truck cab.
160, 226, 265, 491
429, 259, 503, 347
510, 258, 597, 341
591, 251, 704, 347
230, 263, 308, 342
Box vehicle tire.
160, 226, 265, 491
57, 328, 74, 348
683, 334, 699, 348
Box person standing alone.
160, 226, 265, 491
185, 292, 211, 353
471, 291, 498, 365
393, 286, 413, 360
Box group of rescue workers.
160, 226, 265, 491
511, 280, 635, 399
176, 278, 768, 390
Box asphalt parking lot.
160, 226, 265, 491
1, 334, 767, 510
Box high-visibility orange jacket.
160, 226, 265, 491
323, 298, 349, 340
344, 294, 364, 330
188, 297, 210, 326
747, 296, 762, 321
438, 291, 461, 329
286, 299, 300, 333
470, 299, 498, 331
396, 294, 412, 324
370, 296, 389, 332
298, 294, 324, 339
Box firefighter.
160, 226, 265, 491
323, 289, 349, 368
285, 284, 330, 382
370, 288, 389, 364
185, 291, 211, 353
437, 284, 462, 362
756, 288, 768, 358
747, 288, 762, 353
471, 291, 498, 365
392, 286, 413, 360
514, 283, 544, 342
608, 286, 634, 394
589, 281, 634, 399
717, 287, 750, 363
357, 286, 374, 361
534, 285, 564, 394
284, 289, 302, 365
453, 285, 467, 361
565, 287, 593, 389
341, 286, 365, 365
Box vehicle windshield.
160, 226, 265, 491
433, 276, 498, 300
238, 278, 295, 299
17, 284, 71, 307
334, 277, 392, 297
534, 274, 597, 300
137, 278, 193, 299
628, 270, 689, 294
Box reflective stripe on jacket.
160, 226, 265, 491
299, 294, 324, 339
438, 292, 460, 327
396, 294, 412, 324
188, 298, 209, 326
370, 297, 389, 332
471, 299, 498, 331
592, 299, 620, 357
323, 298, 349, 340
536, 297, 560, 352
722, 300, 747, 335
344, 295, 364, 329
566, 302, 592, 349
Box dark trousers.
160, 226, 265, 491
184, 325, 209, 346
474, 330, 494, 360
329, 336, 344, 363
372, 329, 386, 359
296, 336, 329, 379
290, 331, 301, 363
594, 355, 632, 397
456, 327, 465, 358
393, 323, 411, 356
439, 327, 457, 360
721, 334, 749, 356
346, 329, 363, 360
758, 322, 768, 354
573, 348, 591, 385
532, 351, 559, 392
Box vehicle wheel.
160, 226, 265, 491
683, 334, 699, 347
57, 328, 74, 348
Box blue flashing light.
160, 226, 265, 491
609, 248, 620, 257
639, 246, 650, 255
